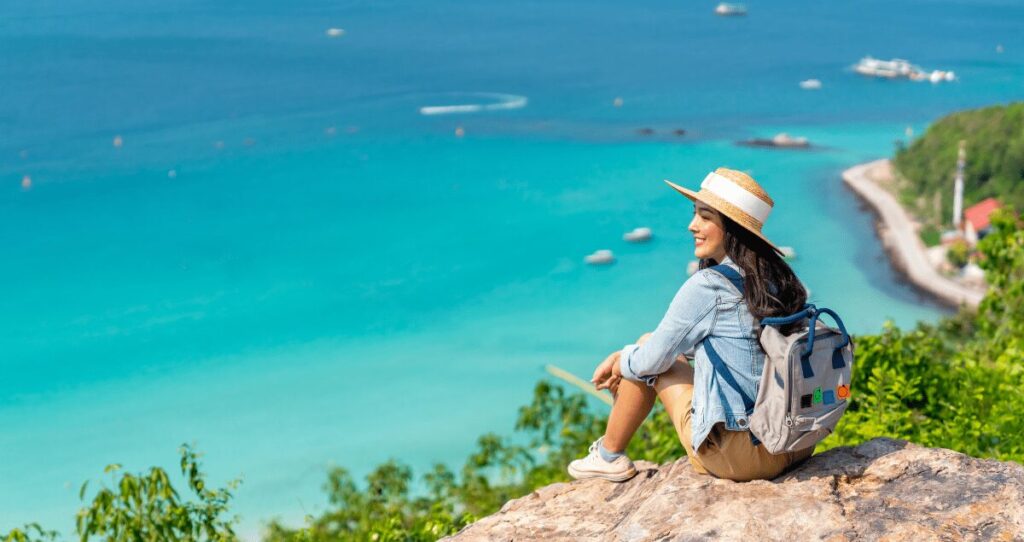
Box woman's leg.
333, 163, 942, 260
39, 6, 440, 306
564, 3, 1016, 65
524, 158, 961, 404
601, 356, 695, 454
600, 377, 657, 453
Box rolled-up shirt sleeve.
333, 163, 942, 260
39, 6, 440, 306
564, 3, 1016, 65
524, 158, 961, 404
619, 272, 720, 384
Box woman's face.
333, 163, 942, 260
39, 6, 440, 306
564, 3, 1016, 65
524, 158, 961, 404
689, 201, 728, 262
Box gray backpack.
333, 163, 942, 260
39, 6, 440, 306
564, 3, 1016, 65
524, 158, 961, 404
710, 265, 854, 454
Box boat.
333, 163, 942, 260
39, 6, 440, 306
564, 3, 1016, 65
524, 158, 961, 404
715, 3, 747, 16
739, 132, 810, 149
799, 79, 822, 90
585, 249, 615, 265
771, 133, 808, 147
779, 246, 796, 260
927, 70, 956, 83
854, 57, 919, 79
623, 227, 653, 243
854, 56, 957, 84
325, 28, 345, 38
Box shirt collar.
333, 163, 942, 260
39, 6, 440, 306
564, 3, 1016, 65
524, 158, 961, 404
720, 255, 743, 275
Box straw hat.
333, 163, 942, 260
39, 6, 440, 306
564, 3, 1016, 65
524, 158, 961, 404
665, 167, 783, 255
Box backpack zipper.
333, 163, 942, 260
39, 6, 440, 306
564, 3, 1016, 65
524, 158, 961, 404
784, 337, 802, 428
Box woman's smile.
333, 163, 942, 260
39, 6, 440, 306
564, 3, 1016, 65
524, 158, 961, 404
689, 201, 727, 261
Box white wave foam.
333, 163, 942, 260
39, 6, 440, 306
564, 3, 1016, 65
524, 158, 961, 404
419, 93, 527, 116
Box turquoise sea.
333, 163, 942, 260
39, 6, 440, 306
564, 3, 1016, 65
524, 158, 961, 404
2, 0, 1023, 537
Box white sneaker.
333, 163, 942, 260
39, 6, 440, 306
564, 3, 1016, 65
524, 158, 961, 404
567, 437, 638, 482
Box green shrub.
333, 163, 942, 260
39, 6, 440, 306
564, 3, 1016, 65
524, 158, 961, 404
75, 445, 240, 542
919, 224, 941, 247
3, 524, 57, 542
947, 239, 970, 268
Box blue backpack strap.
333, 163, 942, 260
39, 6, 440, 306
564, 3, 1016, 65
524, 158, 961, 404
802, 307, 852, 377
703, 338, 755, 412
705, 336, 760, 445
708, 264, 744, 295
705, 263, 750, 407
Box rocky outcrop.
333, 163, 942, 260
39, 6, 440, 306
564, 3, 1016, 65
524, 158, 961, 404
443, 438, 1024, 541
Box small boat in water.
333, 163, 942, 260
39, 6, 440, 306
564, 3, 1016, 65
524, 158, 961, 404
927, 70, 956, 83
585, 249, 615, 265
715, 3, 747, 16
799, 79, 822, 90
623, 227, 653, 243
854, 56, 918, 79
739, 133, 810, 149
854, 56, 956, 84
779, 246, 796, 260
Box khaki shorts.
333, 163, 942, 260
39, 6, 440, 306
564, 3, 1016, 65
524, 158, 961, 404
665, 362, 814, 482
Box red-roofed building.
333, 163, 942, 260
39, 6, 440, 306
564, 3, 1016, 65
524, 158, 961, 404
964, 197, 1001, 245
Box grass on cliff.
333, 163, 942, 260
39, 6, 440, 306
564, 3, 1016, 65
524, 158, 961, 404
5, 209, 1024, 542
893, 101, 1024, 226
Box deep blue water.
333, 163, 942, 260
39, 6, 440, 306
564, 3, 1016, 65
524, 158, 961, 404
2, 0, 1022, 538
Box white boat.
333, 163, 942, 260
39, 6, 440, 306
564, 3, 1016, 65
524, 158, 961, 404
854, 56, 920, 79
715, 3, 747, 16
771, 133, 808, 147
742, 132, 810, 148
799, 79, 822, 90
325, 28, 345, 37
585, 249, 615, 265
779, 246, 797, 260
623, 227, 653, 243
927, 70, 956, 83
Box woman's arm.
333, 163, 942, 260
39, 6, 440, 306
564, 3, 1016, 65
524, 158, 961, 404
618, 272, 719, 384
592, 332, 653, 394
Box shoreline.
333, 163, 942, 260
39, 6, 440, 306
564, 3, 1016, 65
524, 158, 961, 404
841, 159, 985, 309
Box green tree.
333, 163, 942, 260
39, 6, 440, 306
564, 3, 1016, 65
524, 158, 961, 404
946, 239, 969, 268
894, 102, 1024, 225
3, 524, 57, 542
76, 445, 240, 542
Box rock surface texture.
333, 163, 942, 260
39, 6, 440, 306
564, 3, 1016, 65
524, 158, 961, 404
443, 438, 1024, 541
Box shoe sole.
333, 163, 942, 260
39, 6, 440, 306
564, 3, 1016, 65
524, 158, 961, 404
567, 463, 638, 482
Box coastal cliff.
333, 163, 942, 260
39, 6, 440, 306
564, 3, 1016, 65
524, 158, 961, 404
842, 159, 985, 308
443, 438, 1024, 541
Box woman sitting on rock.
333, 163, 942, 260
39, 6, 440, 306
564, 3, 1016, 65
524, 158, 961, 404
569, 167, 812, 482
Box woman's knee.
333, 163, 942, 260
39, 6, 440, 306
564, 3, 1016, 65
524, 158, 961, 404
612, 373, 657, 402
653, 359, 695, 392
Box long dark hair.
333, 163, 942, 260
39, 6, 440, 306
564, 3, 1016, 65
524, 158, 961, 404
699, 213, 807, 322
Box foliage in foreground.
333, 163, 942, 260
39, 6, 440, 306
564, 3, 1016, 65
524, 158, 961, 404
3, 446, 239, 542
6, 212, 1023, 541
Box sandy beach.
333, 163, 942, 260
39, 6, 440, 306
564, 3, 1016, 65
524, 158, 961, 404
842, 159, 985, 309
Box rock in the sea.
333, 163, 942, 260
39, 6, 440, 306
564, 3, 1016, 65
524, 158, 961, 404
443, 438, 1024, 541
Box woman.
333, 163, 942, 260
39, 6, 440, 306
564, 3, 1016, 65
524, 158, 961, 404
568, 167, 812, 482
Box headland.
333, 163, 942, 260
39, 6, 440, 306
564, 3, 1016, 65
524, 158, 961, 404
842, 159, 985, 309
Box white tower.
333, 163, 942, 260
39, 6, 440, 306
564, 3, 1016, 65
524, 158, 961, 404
953, 140, 965, 230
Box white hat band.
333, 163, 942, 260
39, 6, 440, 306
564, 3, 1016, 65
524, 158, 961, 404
701, 171, 773, 225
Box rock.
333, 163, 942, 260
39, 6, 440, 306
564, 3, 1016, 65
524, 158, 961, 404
442, 438, 1024, 541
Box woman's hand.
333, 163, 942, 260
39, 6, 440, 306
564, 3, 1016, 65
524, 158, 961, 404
592, 351, 623, 396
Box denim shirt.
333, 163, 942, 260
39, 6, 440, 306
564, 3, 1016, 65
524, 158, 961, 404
619, 256, 762, 452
